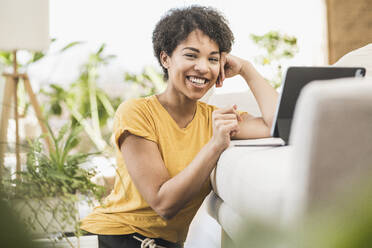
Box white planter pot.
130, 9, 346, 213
13, 197, 79, 237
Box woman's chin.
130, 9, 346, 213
185, 94, 202, 101
188, 88, 214, 102
185, 83, 214, 100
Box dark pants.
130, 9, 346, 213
98, 233, 183, 248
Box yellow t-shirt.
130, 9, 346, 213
81, 95, 217, 243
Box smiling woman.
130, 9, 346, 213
81, 5, 278, 248
159, 29, 220, 101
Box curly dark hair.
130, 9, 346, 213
152, 5, 234, 80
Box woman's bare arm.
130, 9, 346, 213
120, 106, 239, 220
218, 54, 279, 139
239, 61, 279, 129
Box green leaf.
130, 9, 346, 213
31, 51, 45, 63
60, 41, 85, 52
0, 51, 13, 66
51, 102, 62, 115
96, 43, 106, 55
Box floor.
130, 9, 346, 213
184, 196, 221, 248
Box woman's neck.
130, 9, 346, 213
156, 86, 197, 128
158, 85, 197, 113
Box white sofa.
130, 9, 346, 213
206, 44, 372, 247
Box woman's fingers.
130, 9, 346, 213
233, 104, 242, 122
220, 52, 227, 82
211, 106, 241, 149
214, 113, 239, 120
222, 54, 244, 79
214, 105, 236, 114
217, 53, 244, 86
230, 130, 237, 137
222, 121, 240, 137
214, 119, 239, 134
216, 52, 227, 87
213, 105, 242, 122
216, 75, 222, 88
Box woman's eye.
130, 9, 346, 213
185, 54, 196, 58
209, 57, 219, 62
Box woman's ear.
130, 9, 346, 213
160, 51, 170, 69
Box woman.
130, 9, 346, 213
81, 5, 278, 248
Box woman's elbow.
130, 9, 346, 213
158, 211, 174, 221
154, 206, 178, 220
151, 198, 179, 220
150, 186, 182, 220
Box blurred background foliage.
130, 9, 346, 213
250, 31, 298, 88
0, 39, 166, 153
0, 121, 105, 246
0, 39, 167, 245
124, 66, 167, 97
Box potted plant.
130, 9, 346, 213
1, 122, 105, 247
40, 43, 120, 153
40, 46, 166, 153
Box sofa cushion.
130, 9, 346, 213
333, 43, 372, 78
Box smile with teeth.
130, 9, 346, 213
187, 76, 208, 86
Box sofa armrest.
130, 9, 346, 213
210, 145, 301, 224
290, 77, 372, 212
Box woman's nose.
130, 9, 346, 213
194, 59, 209, 73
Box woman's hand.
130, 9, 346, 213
216, 53, 246, 88
210, 105, 242, 151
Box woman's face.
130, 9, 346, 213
161, 29, 220, 101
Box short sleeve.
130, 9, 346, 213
113, 99, 157, 149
